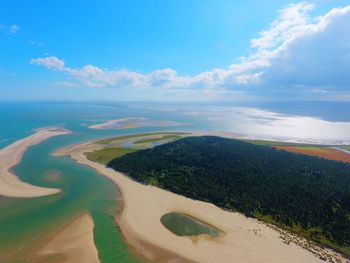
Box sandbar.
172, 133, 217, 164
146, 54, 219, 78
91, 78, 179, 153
39, 213, 100, 263
0, 127, 69, 198
88, 117, 180, 130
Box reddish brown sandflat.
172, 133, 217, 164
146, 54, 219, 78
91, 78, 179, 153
274, 146, 350, 163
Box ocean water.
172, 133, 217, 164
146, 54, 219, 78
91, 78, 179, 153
0, 101, 349, 262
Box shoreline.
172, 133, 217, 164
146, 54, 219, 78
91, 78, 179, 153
0, 127, 70, 198
39, 213, 100, 263
55, 138, 346, 263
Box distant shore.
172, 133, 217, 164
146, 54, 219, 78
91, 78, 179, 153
55, 137, 335, 263
88, 117, 181, 130
0, 127, 70, 198
88, 117, 147, 130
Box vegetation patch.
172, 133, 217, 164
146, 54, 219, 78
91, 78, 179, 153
96, 132, 187, 146
85, 148, 137, 165
133, 135, 182, 145
87, 132, 188, 165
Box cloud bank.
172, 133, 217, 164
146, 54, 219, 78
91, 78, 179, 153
31, 2, 350, 100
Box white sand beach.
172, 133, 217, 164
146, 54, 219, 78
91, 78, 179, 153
39, 213, 100, 263
0, 127, 70, 198
55, 140, 347, 263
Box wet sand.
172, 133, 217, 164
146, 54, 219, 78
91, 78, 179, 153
89, 118, 147, 130
54, 139, 346, 263
0, 127, 70, 198
39, 213, 100, 263
88, 117, 180, 130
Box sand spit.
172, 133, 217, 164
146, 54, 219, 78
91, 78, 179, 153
89, 117, 147, 130
39, 213, 100, 263
55, 140, 349, 263
88, 117, 180, 130
0, 127, 70, 198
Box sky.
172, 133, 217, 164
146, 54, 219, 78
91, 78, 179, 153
1, 0, 350, 102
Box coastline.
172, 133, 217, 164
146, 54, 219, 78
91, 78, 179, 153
0, 127, 70, 198
39, 213, 100, 263
55, 139, 342, 263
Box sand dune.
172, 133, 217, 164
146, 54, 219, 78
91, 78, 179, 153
56, 140, 348, 263
0, 127, 70, 198
39, 213, 100, 263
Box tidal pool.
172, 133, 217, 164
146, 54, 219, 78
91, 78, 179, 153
161, 212, 221, 238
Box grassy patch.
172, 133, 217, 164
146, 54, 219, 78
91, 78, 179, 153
85, 147, 137, 165
133, 135, 182, 145
96, 132, 187, 145
89, 133, 189, 165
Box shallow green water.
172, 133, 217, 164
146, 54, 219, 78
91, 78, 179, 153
0, 136, 143, 263
161, 213, 221, 238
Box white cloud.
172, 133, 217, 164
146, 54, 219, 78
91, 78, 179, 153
250, 2, 314, 50
30, 2, 350, 100
30, 56, 195, 88
263, 5, 350, 90
9, 24, 20, 34
31, 56, 65, 70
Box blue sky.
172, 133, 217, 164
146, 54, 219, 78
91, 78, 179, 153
1, 0, 350, 101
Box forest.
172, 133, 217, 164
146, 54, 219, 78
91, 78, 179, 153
107, 136, 350, 254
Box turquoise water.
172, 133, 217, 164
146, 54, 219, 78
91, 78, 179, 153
0, 102, 206, 263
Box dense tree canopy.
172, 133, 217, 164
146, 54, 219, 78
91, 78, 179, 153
108, 136, 350, 254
